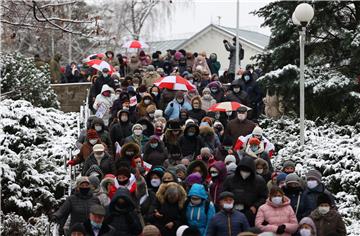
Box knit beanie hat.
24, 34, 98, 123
185, 172, 202, 186
283, 160, 296, 169
306, 169, 322, 183
87, 129, 98, 139
88, 175, 100, 189
143, 225, 161, 236
285, 173, 301, 185
225, 155, 236, 164
252, 126, 263, 136
116, 166, 131, 178
175, 164, 187, 174
76, 176, 90, 187
317, 193, 332, 206
154, 109, 163, 118
132, 123, 143, 132
276, 172, 288, 184
70, 223, 86, 234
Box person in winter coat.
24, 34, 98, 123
302, 169, 336, 217
50, 53, 62, 83
208, 161, 227, 208
118, 142, 141, 165
239, 137, 273, 172
254, 158, 271, 183
97, 174, 115, 207
214, 137, 234, 162
123, 123, 149, 152
127, 55, 141, 75
188, 96, 206, 124
187, 160, 209, 185
110, 110, 133, 154
68, 129, 108, 166
163, 120, 183, 165
186, 184, 216, 236
240, 71, 263, 120
207, 191, 250, 236
224, 107, 256, 144
149, 182, 187, 236
225, 79, 249, 106
137, 117, 155, 138
195, 147, 216, 168
93, 68, 116, 97
209, 53, 221, 76
283, 173, 307, 221
223, 155, 268, 226
255, 186, 298, 236
65, 62, 82, 83
179, 123, 205, 159
91, 118, 112, 150
93, 84, 117, 126
137, 93, 157, 117
51, 177, 100, 233
298, 217, 317, 236
107, 188, 143, 235
81, 204, 116, 236
207, 81, 224, 103
142, 67, 161, 88
165, 91, 192, 120
143, 135, 168, 166
192, 55, 211, 75
199, 126, 219, 153
82, 144, 115, 176
201, 87, 217, 111
310, 193, 346, 236
146, 166, 165, 194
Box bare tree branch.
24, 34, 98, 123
39, 1, 77, 9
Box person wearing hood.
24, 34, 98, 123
225, 79, 249, 106
119, 142, 141, 165
104, 50, 118, 67
146, 166, 165, 193
179, 123, 205, 159
199, 126, 219, 153
186, 160, 209, 185
208, 161, 227, 208
297, 217, 317, 236
93, 84, 117, 126
179, 108, 190, 126
254, 158, 271, 183
209, 53, 221, 76
107, 188, 143, 235
302, 169, 336, 217
94, 68, 116, 97
207, 81, 224, 103
137, 93, 157, 117
51, 177, 100, 234
90, 118, 112, 148
149, 182, 187, 236
255, 186, 298, 236
97, 174, 115, 207
207, 191, 250, 236
188, 96, 206, 124
224, 107, 256, 144
110, 91, 130, 120
137, 117, 155, 138
240, 71, 263, 120
192, 55, 211, 76
223, 155, 268, 226
110, 110, 133, 154
201, 87, 217, 111
165, 91, 192, 120
143, 135, 168, 166
163, 120, 183, 165
185, 184, 216, 236
310, 193, 346, 236
123, 124, 149, 152
283, 173, 307, 221
82, 144, 115, 176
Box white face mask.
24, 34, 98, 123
240, 171, 251, 180
203, 94, 211, 99
94, 153, 105, 159
95, 125, 102, 131
134, 129, 142, 136
223, 202, 234, 210
299, 228, 312, 236
89, 139, 98, 145
307, 180, 318, 189
120, 116, 128, 122
211, 172, 219, 177
152, 92, 158, 96
237, 113, 247, 121
102, 73, 107, 77
149, 113, 154, 118
318, 206, 330, 215
151, 179, 161, 187
233, 87, 240, 93
256, 168, 264, 174
271, 196, 283, 205
193, 104, 200, 109
144, 99, 151, 105
191, 198, 202, 205
226, 111, 233, 116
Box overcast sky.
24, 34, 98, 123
145, 0, 272, 41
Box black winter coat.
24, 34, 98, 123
110, 121, 133, 151
82, 153, 115, 176
178, 124, 205, 158
82, 218, 116, 236
187, 109, 206, 124
143, 141, 168, 166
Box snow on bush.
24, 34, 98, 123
260, 116, 360, 235
0, 99, 78, 235
0, 53, 59, 108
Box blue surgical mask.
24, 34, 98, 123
91, 220, 102, 230
150, 143, 158, 149
250, 146, 258, 152
244, 75, 250, 81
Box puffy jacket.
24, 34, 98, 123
255, 197, 298, 236
206, 209, 250, 236
93, 85, 117, 126
302, 183, 336, 217
179, 123, 205, 158
310, 208, 346, 236
81, 152, 115, 176
143, 141, 168, 166
164, 98, 192, 120
186, 184, 216, 236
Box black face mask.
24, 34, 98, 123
118, 179, 129, 186
287, 186, 302, 194
79, 187, 90, 195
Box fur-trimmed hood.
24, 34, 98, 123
199, 126, 215, 137
191, 95, 202, 107
187, 160, 208, 180
120, 142, 141, 158
156, 182, 187, 209
254, 158, 270, 174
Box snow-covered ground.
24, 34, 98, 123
0, 99, 359, 234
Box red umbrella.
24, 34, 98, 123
154, 75, 196, 91
83, 53, 105, 62
122, 40, 149, 49
85, 59, 115, 73
208, 102, 251, 112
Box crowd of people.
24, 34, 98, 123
49, 49, 346, 236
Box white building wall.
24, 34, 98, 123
181, 28, 263, 74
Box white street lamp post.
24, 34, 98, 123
292, 3, 314, 146
235, 0, 240, 76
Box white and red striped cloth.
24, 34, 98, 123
154, 75, 196, 91
208, 101, 251, 112
122, 40, 149, 49
234, 134, 275, 158
85, 59, 116, 73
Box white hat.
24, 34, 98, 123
93, 144, 105, 152
132, 123, 143, 132
224, 155, 236, 164
154, 109, 163, 118
185, 119, 195, 126
226, 162, 237, 172
176, 225, 189, 236
252, 126, 263, 136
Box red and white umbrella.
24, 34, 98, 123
122, 39, 149, 49
85, 59, 115, 73
208, 102, 251, 112
83, 53, 105, 63
154, 75, 196, 91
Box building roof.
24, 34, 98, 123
147, 39, 187, 53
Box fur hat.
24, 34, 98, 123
146, 104, 156, 114
283, 160, 296, 169
154, 109, 163, 118
225, 155, 236, 164
317, 193, 332, 206
93, 144, 105, 152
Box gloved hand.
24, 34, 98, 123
276, 224, 286, 234
261, 220, 269, 226
67, 160, 76, 166
170, 102, 174, 107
